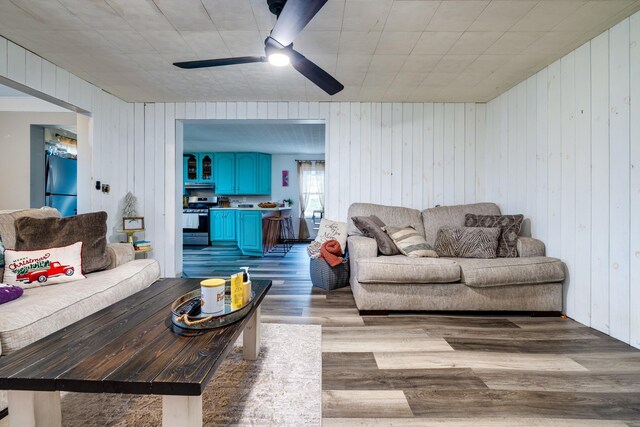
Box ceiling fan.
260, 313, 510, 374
173, 0, 344, 96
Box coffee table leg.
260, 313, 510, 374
162, 395, 202, 427
7, 390, 61, 427
243, 306, 261, 360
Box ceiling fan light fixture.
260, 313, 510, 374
268, 52, 290, 67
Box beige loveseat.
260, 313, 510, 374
347, 202, 565, 313
0, 208, 161, 356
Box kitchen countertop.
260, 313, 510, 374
209, 206, 292, 211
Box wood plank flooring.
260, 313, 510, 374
183, 244, 640, 424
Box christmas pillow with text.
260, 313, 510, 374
3, 242, 85, 289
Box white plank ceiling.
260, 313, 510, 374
1, 0, 639, 102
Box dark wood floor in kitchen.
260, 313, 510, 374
183, 244, 640, 425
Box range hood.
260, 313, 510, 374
185, 182, 215, 189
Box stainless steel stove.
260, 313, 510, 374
183, 197, 217, 246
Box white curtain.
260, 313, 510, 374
316, 161, 325, 211
297, 161, 312, 240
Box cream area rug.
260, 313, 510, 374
2, 324, 321, 427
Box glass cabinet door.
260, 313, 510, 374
184, 153, 198, 182
199, 153, 213, 182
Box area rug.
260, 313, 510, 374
3, 324, 321, 427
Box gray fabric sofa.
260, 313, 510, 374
347, 202, 565, 313
0, 208, 161, 355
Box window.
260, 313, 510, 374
299, 161, 325, 218
304, 169, 323, 217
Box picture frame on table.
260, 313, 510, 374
123, 216, 144, 231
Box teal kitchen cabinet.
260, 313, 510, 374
209, 209, 236, 242
235, 152, 258, 194
184, 153, 198, 183
236, 210, 263, 256
198, 153, 214, 183
212, 152, 271, 195
213, 153, 235, 194
257, 153, 271, 195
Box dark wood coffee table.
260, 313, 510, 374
0, 278, 271, 427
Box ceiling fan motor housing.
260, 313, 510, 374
267, 0, 287, 16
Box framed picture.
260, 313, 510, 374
282, 170, 289, 187
123, 216, 144, 231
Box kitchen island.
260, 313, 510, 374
209, 207, 292, 256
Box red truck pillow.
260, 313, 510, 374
2, 242, 85, 289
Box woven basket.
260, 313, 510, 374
309, 254, 350, 291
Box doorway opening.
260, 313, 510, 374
179, 119, 326, 278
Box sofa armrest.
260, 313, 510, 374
348, 235, 378, 260
517, 237, 546, 257
106, 243, 135, 269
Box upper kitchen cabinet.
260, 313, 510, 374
235, 153, 258, 194
184, 153, 198, 183
184, 152, 214, 185
213, 152, 271, 195
198, 153, 214, 183
213, 153, 235, 194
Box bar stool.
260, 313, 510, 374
264, 216, 294, 256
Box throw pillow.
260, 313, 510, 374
0, 283, 23, 304
384, 226, 438, 258
434, 227, 500, 258
3, 241, 85, 288
15, 211, 110, 274
351, 215, 400, 256
464, 214, 524, 258
315, 219, 348, 254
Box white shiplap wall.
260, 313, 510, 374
485, 13, 640, 349
135, 100, 487, 277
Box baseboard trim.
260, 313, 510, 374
358, 310, 563, 317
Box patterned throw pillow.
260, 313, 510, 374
351, 215, 400, 256
435, 227, 500, 258
384, 226, 438, 258
464, 214, 524, 258
315, 219, 348, 254
3, 241, 85, 289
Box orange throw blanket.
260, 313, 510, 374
320, 240, 343, 267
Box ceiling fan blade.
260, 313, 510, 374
270, 0, 328, 46
174, 56, 267, 69
290, 50, 344, 95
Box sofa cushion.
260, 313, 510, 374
422, 203, 501, 246
348, 203, 424, 237
0, 208, 61, 250
3, 242, 85, 288
0, 208, 61, 283
0, 259, 160, 354
357, 255, 460, 284
351, 215, 400, 255
385, 226, 438, 258
15, 211, 110, 274
465, 213, 524, 258
453, 256, 565, 288
435, 226, 500, 258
